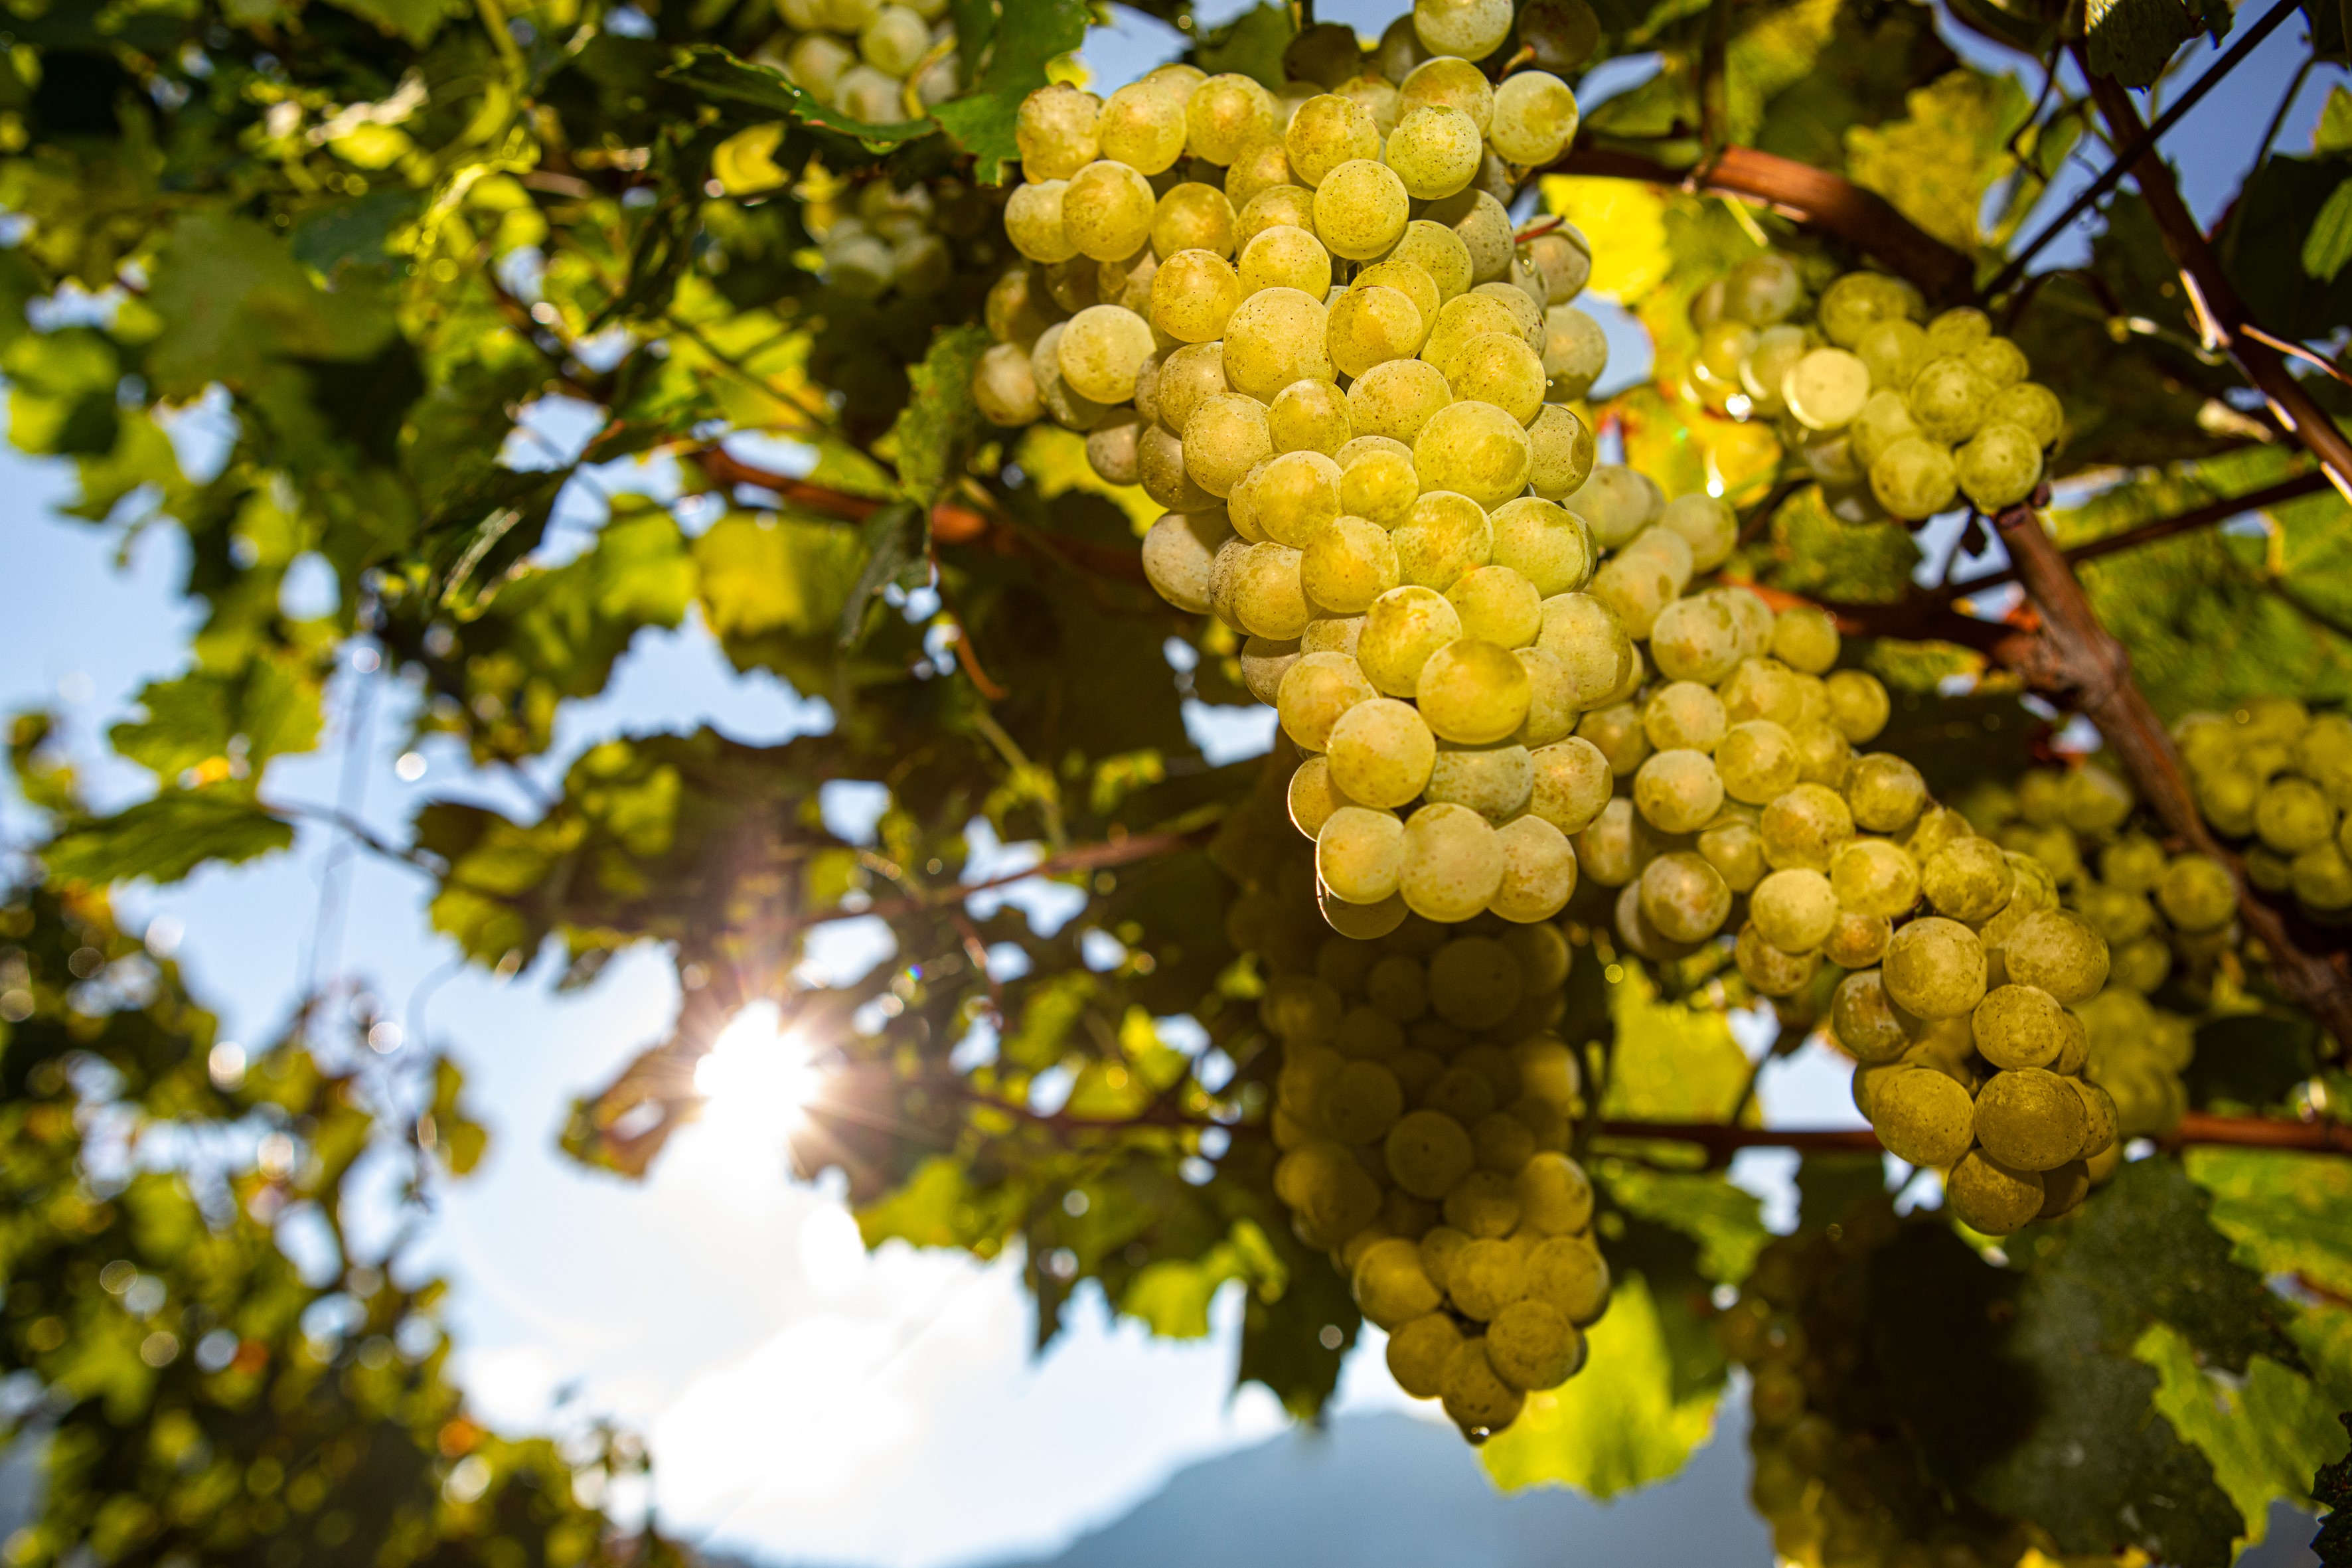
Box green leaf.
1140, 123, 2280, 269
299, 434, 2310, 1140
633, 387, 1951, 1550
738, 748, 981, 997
2319, 84, 2352, 153
427, 1056, 491, 1175
2138, 1320, 2350, 1543
1599, 961, 1752, 1122
109, 654, 324, 788
888, 324, 990, 506
1235, 1214, 1355, 1419
43, 793, 295, 885
1842, 68, 2032, 252
1119, 1224, 1274, 1339
1196, 3, 1296, 90
2306, 175, 2352, 281
693, 511, 870, 691
1596, 1162, 1770, 1283
2222, 155, 2352, 337
141, 212, 398, 400
289, 188, 422, 287
1480, 1275, 1721, 1497
664, 46, 939, 148
319, 0, 467, 45
2186, 1146, 2352, 1297
2085, 0, 2203, 88
837, 500, 926, 650
929, 0, 1091, 183
856, 1155, 1024, 1250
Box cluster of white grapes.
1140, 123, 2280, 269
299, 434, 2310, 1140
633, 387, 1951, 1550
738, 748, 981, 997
1217, 773, 1608, 1445
1688, 256, 2065, 523
802, 176, 962, 301
2175, 695, 2352, 917
771, 0, 959, 124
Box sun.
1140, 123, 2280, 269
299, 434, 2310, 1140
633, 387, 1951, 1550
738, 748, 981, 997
693, 1001, 823, 1144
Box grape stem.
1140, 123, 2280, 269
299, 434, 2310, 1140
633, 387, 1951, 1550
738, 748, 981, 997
1991, 494, 2352, 1050
1597, 1111, 2352, 1159
2081, 66, 2352, 500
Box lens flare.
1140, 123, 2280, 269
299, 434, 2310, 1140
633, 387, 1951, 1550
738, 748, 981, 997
694, 1001, 821, 1141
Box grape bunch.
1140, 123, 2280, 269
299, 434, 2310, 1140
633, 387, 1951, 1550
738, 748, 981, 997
770, 0, 961, 123
1215, 776, 1609, 1445
801, 172, 964, 303
1722, 1220, 2034, 1568
2173, 695, 2352, 918
1688, 255, 2066, 523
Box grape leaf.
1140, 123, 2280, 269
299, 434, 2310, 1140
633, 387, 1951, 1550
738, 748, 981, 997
2137, 1320, 2349, 1543
929, 0, 1091, 184
1235, 1214, 1356, 1419
108, 654, 323, 787
664, 46, 940, 149
42, 792, 295, 885
1480, 1274, 1721, 1497
2085, 0, 2207, 89
1196, 3, 1295, 90
2222, 156, 2352, 337
1599, 961, 1751, 1122
888, 323, 989, 505
140, 211, 397, 398
321, 0, 467, 46
2185, 1146, 2352, 1298
1597, 1160, 1770, 1283
693, 510, 871, 692
1843, 68, 2033, 251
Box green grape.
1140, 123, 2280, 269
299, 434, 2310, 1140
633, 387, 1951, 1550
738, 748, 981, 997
1269, 378, 1353, 457
2294, 842, 2352, 909
1632, 748, 1725, 834
973, 340, 1045, 426
1327, 696, 1437, 808
1154, 182, 1239, 260
1970, 983, 2071, 1072
1697, 319, 1759, 392
1238, 224, 1331, 301
1987, 380, 2063, 447
1231, 540, 1310, 639
1421, 293, 1530, 380
1588, 552, 1678, 640
1359, 584, 1464, 695
1152, 340, 1229, 434
1417, 639, 1531, 744
1735, 324, 1807, 416
1425, 740, 1533, 820
1825, 669, 1890, 743
1287, 753, 1359, 839
1401, 801, 1507, 921
1489, 70, 1579, 165
1952, 420, 2039, 512
1828, 838, 1919, 918
1413, 0, 1513, 56
1386, 1107, 1476, 1198
1945, 1150, 2043, 1235
1869, 435, 1958, 520
1326, 1059, 1407, 1145
1535, 592, 1634, 707
1426, 1064, 1498, 1122
1830, 969, 1908, 1063
1140, 509, 1235, 613
1767, 605, 1839, 676
1240, 635, 1300, 704
1868, 1065, 1975, 1167
1446, 1237, 1526, 1320
1924, 306, 1989, 356
1717, 720, 1801, 805
1563, 464, 1662, 550
2073, 1078, 2119, 1158
1417, 1223, 1473, 1293
1881, 915, 1986, 1020
1541, 305, 1610, 400
1222, 137, 1294, 213
1483, 497, 1591, 596
1972, 1067, 2086, 1172
1783, 347, 1871, 431
1236, 185, 1320, 250
1427, 935, 1522, 1026
1286, 92, 1380, 187
1275, 1139, 1382, 1244
1183, 393, 1275, 498
1352, 1236, 1442, 1326
2257, 774, 2337, 852
1644, 594, 1741, 686
1206, 535, 1253, 627
1318, 805, 1406, 903
1398, 54, 1498, 129
2057, 767, 2134, 836
1384, 105, 1483, 199
1751, 867, 1836, 951
1855, 317, 1929, 391
1313, 158, 1412, 260
1356, 260, 1443, 337
1639, 850, 1733, 943
1906, 356, 1993, 444
1348, 357, 1456, 444
1823, 909, 1891, 967
1098, 79, 1188, 173
1577, 700, 1650, 778
1328, 285, 1427, 379
1735, 919, 1820, 996
2038, 1159, 2092, 1220
1574, 799, 1642, 890
1444, 565, 1543, 647
1529, 738, 1613, 833
1526, 1233, 1610, 1325
2000, 909, 2108, 1003
1085, 412, 1144, 487
1965, 335, 2029, 388
1060, 161, 1155, 262
1659, 493, 1737, 572
1644, 680, 1728, 753
1474, 283, 1545, 351
1015, 82, 1100, 180
1847, 387, 1920, 471
1490, 814, 1577, 921
1380, 218, 1476, 302
1053, 303, 1154, 404
1760, 783, 1855, 872
1303, 516, 1403, 611
1448, 332, 1548, 424
1185, 72, 1279, 163
1414, 401, 1533, 508
1340, 440, 1420, 526
1788, 720, 1851, 791
1485, 1299, 1579, 1393
1816, 272, 1917, 349
1320, 890, 1405, 952
1387, 1312, 1463, 1398
1368, 954, 1430, 1021
1846, 753, 1927, 833
1224, 287, 1336, 401
1150, 248, 1243, 341
1394, 491, 1494, 590
1699, 809, 1768, 892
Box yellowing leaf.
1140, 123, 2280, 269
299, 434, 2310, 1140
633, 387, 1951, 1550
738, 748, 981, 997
2136, 1320, 2349, 1544
1601, 962, 1752, 1123
1016, 424, 1158, 532
713, 123, 790, 196
1480, 1275, 1721, 1496
1843, 70, 2029, 252
1539, 177, 1671, 301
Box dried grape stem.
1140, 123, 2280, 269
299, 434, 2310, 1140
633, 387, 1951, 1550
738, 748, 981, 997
2084, 70, 2352, 496
1992, 499, 2352, 1047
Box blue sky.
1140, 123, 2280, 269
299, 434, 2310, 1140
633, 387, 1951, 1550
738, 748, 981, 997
0, 9, 2339, 1562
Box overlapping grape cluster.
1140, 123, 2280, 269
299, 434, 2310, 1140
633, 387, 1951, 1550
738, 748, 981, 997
771, 0, 960, 123
1215, 776, 1609, 1444
801, 173, 963, 302
1689, 256, 2065, 523
1723, 1222, 2033, 1568
2174, 695, 2352, 918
